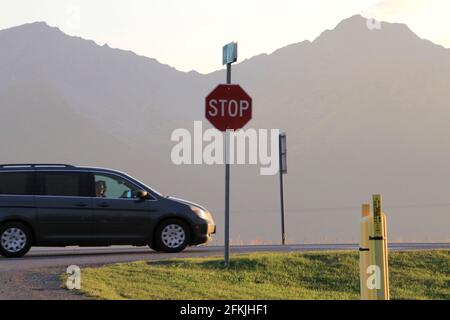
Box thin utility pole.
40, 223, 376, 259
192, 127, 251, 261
279, 133, 287, 245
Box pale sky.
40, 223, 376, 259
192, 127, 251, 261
0, 0, 449, 73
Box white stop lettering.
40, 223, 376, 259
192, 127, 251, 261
208, 99, 250, 117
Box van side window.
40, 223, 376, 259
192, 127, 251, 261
94, 174, 140, 199
0, 172, 35, 195
37, 172, 92, 197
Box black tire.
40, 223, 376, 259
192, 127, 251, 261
0, 222, 33, 258
151, 219, 191, 253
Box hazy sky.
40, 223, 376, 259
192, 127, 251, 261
1, 0, 449, 73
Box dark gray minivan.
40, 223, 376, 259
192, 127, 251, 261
0, 164, 215, 258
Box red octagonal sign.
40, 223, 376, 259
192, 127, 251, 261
205, 84, 252, 132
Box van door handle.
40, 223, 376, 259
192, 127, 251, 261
75, 202, 88, 208
98, 202, 110, 208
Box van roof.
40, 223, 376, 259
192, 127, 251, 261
0, 164, 75, 168
0, 164, 117, 174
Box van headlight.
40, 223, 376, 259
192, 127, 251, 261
190, 206, 210, 221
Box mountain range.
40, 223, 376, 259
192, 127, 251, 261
1, 15, 449, 243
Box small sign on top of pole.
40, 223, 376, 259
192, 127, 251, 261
222, 42, 237, 66
279, 133, 287, 174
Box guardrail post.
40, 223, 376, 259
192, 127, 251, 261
369, 194, 390, 300
360, 195, 390, 300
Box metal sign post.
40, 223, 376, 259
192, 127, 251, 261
223, 42, 237, 267
279, 132, 287, 245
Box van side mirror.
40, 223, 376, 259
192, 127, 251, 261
136, 190, 150, 200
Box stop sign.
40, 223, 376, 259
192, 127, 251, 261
205, 84, 252, 131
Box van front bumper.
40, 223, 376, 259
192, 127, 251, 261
191, 221, 216, 245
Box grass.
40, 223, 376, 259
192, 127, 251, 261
72, 250, 450, 300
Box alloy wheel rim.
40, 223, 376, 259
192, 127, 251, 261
161, 224, 185, 248
1, 228, 27, 253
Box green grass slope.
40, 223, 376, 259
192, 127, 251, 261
74, 250, 449, 300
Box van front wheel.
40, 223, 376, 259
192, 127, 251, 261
151, 219, 191, 253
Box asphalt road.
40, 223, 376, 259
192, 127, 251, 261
0, 243, 449, 300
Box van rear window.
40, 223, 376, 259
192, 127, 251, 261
0, 172, 35, 195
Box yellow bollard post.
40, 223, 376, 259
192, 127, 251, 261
359, 203, 373, 300
369, 194, 390, 300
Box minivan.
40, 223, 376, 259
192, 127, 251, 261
0, 164, 216, 258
